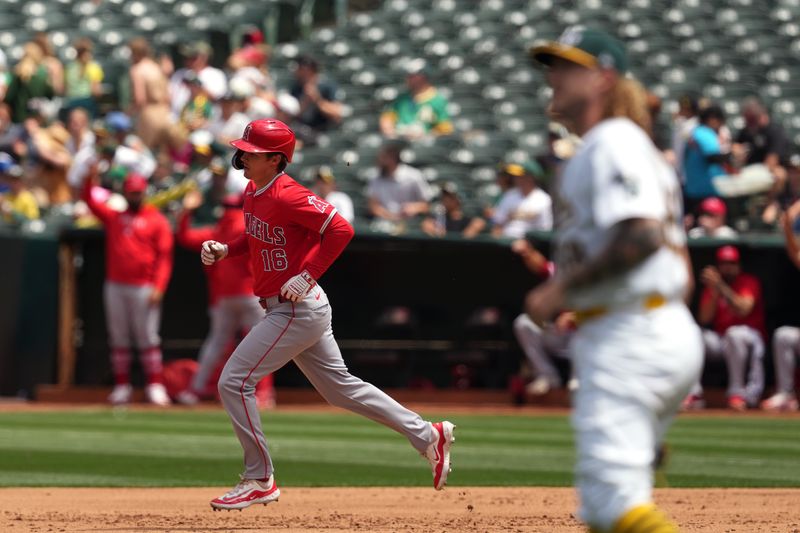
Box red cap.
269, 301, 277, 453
716, 245, 740, 263
231, 119, 296, 162
700, 197, 726, 216
123, 174, 148, 193
221, 193, 244, 208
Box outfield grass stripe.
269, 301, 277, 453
0, 410, 798, 488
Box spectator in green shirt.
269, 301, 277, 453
179, 72, 212, 132
380, 59, 453, 141
4, 42, 54, 123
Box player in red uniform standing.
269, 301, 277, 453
174, 191, 274, 408
82, 165, 173, 406
201, 119, 455, 511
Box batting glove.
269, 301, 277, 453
201, 240, 228, 265
280, 270, 317, 302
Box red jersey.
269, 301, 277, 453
176, 208, 254, 304
83, 182, 173, 291
700, 272, 766, 339
227, 173, 354, 298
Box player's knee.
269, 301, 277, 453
774, 326, 799, 348
513, 313, 539, 335
723, 326, 745, 342
217, 366, 237, 398
721, 328, 748, 353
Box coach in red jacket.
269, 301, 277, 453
83, 165, 173, 406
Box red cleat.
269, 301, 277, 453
424, 421, 456, 490
727, 395, 747, 411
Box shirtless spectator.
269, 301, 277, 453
128, 38, 172, 148
33, 32, 64, 96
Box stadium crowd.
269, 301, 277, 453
3, 30, 800, 239
0, 27, 798, 411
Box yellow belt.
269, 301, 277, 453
573, 293, 668, 326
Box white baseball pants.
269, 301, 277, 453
512, 313, 571, 386
570, 302, 702, 531
103, 281, 161, 350
217, 285, 435, 481
690, 326, 765, 405
191, 295, 264, 394
772, 326, 800, 394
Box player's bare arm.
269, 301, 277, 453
563, 218, 663, 290
697, 269, 720, 326
525, 218, 663, 325
718, 284, 755, 317
781, 202, 800, 268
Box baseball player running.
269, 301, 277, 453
201, 119, 455, 511
527, 28, 702, 533
83, 165, 174, 406
174, 191, 275, 408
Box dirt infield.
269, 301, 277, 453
2, 487, 799, 532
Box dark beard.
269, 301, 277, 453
128, 201, 142, 212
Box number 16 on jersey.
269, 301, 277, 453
261, 249, 288, 271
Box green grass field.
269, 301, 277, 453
0, 409, 798, 488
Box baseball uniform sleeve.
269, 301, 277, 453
152, 214, 174, 293
175, 211, 214, 251
738, 275, 761, 301
226, 233, 249, 258
81, 178, 115, 225
591, 126, 667, 229
304, 213, 354, 279
283, 186, 354, 278
285, 186, 341, 235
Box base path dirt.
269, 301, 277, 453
1, 487, 798, 532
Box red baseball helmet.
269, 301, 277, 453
230, 119, 296, 169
